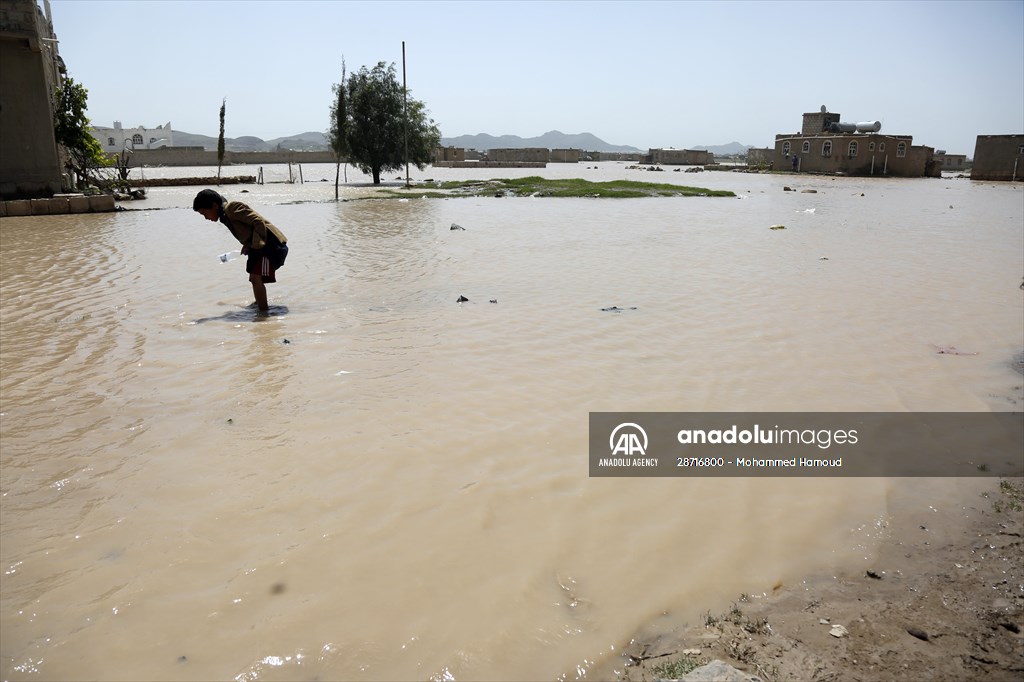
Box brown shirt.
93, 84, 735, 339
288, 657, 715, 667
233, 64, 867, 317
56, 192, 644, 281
220, 201, 288, 250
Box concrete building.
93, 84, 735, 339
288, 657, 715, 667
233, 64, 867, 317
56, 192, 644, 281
433, 146, 465, 163
934, 152, 968, 172
0, 0, 65, 198
772, 108, 938, 177
747, 147, 774, 168
91, 121, 174, 153
970, 135, 1023, 181
642, 148, 711, 165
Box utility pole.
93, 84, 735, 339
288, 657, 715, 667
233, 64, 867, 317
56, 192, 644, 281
402, 40, 410, 188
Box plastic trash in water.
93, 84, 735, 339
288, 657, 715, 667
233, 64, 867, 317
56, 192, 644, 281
218, 250, 238, 263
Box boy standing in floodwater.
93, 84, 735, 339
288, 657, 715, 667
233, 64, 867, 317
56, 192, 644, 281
193, 189, 289, 313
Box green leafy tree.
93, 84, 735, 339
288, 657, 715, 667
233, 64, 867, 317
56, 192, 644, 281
327, 59, 350, 198
217, 98, 226, 181
346, 62, 440, 185
53, 77, 107, 189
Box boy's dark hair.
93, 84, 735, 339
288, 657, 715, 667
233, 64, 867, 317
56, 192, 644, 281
193, 189, 226, 211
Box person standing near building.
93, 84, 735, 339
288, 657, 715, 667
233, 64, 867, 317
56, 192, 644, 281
791, 154, 799, 172
193, 189, 289, 313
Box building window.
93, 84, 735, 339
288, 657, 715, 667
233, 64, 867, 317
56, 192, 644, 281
848, 141, 858, 157
879, 142, 885, 152
150, 137, 156, 144
896, 142, 906, 158
802, 140, 810, 153
1018, 144, 1024, 155
108, 137, 115, 146
868, 142, 875, 152
822, 140, 832, 157
132, 134, 143, 145
782, 141, 790, 156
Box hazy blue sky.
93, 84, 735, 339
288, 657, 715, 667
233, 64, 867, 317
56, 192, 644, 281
50, 0, 1023, 154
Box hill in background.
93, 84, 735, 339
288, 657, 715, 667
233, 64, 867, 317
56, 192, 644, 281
171, 130, 328, 152
440, 130, 641, 153
169, 128, 755, 155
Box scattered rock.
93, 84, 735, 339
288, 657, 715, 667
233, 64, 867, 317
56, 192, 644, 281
457, 295, 469, 303
783, 186, 793, 191
601, 306, 638, 312
829, 624, 849, 638
866, 570, 883, 580
770, 224, 786, 230
933, 345, 978, 356
282, 339, 291, 344
801, 189, 818, 193
489, 299, 497, 304
819, 618, 830, 624
906, 626, 930, 642
450, 223, 465, 231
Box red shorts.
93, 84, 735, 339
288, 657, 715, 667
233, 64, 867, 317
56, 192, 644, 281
247, 254, 276, 283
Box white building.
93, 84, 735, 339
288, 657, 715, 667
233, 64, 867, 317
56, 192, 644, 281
90, 121, 174, 152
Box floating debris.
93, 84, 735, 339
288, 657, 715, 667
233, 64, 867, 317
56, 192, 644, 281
770, 224, 786, 230
450, 223, 465, 231
457, 295, 469, 303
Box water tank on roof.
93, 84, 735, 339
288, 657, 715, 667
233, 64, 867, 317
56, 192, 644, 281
828, 120, 882, 134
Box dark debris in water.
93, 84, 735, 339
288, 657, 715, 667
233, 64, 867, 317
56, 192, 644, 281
601, 306, 638, 313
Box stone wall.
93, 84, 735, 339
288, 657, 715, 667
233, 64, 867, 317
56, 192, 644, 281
123, 148, 337, 167
1, 193, 116, 216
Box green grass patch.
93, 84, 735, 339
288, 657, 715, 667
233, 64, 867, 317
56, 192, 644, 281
374, 176, 734, 199
992, 478, 1024, 513
651, 654, 708, 679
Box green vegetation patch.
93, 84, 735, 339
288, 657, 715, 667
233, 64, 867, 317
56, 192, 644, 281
374, 176, 734, 199
651, 653, 708, 679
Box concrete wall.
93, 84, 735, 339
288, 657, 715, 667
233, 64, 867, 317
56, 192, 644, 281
120, 147, 337, 167
1, 193, 115, 216
488, 148, 548, 163
549, 148, 580, 163
0, 0, 64, 198
971, 135, 1024, 181
643, 149, 710, 165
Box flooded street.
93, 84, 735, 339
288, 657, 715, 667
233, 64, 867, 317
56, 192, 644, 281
2, 163, 1022, 681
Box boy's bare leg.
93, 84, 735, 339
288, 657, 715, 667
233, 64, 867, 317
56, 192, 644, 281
251, 274, 269, 312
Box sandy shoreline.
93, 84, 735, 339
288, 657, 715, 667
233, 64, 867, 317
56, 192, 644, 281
594, 477, 1024, 682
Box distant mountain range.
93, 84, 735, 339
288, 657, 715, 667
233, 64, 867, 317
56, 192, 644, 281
171, 130, 329, 152
170, 129, 754, 156
440, 130, 641, 153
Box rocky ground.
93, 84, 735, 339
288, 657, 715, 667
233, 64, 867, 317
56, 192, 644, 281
595, 478, 1024, 682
